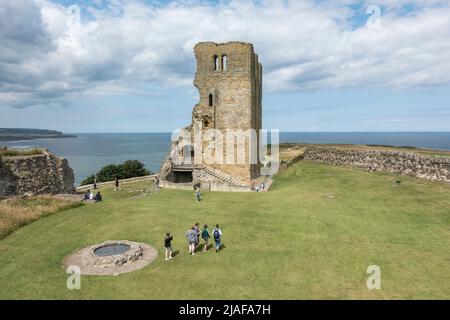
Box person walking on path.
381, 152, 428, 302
185, 227, 197, 255
193, 222, 200, 248
164, 233, 173, 261
212, 224, 223, 252
201, 224, 210, 252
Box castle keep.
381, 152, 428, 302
160, 41, 263, 191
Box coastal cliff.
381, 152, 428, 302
0, 148, 75, 199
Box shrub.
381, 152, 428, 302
80, 160, 152, 186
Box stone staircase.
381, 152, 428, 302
201, 165, 249, 187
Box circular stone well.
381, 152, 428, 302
63, 240, 157, 275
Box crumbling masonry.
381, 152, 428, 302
160, 42, 263, 191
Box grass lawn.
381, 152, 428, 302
0, 195, 81, 239
0, 161, 449, 299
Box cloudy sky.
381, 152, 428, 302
1, 0, 450, 132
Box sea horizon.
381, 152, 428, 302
3, 131, 450, 186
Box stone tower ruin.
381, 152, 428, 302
160, 41, 263, 191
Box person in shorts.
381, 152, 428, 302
164, 232, 173, 261
185, 227, 197, 255
194, 222, 200, 248
212, 224, 223, 252
201, 224, 210, 252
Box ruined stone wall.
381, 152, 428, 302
191, 42, 262, 183
0, 149, 75, 198
303, 146, 450, 182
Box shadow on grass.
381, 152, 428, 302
172, 250, 180, 257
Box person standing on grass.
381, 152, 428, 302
185, 227, 197, 255
164, 233, 173, 261
212, 224, 223, 252
194, 222, 200, 248
114, 176, 120, 191
194, 185, 201, 202
201, 224, 210, 252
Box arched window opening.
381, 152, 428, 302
213, 55, 219, 71
222, 55, 227, 71
208, 94, 213, 107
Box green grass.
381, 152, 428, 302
0, 195, 82, 239
0, 148, 44, 158
0, 161, 449, 299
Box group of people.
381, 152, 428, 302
163, 223, 223, 261
251, 182, 266, 192
83, 189, 102, 202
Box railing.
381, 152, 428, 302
76, 174, 158, 192
172, 163, 202, 171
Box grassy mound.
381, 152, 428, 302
0, 196, 82, 239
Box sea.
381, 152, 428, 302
3, 132, 450, 186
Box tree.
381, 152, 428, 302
80, 160, 152, 186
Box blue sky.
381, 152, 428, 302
1, 0, 450, 132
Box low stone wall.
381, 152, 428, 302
159, 181, 194, 191
0, 149, 75, 198
302, 146, 450, 182
159, 180, 253, 192
76, 175, 158, 192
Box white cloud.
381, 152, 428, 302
1, 0, 450, 108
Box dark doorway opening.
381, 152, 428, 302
173, 171, 193, 183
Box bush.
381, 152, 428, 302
80, 160, 152, 186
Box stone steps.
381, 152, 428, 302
201, 165, 248, 187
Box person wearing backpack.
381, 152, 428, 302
201, 224, 210, 252
193, 222, 200, 248
212, 224, 223, 252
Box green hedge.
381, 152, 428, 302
81, 160, 152, 186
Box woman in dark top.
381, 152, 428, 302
164, 233, 173, 261
114, 177, 120, 191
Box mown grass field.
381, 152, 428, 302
0, 161, 449, 299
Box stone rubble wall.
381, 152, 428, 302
302, 146, 450, 182
0, 149, 75, 199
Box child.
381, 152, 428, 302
201, 224, 210, 252
212, 224, 223, 252
164, 233, 173, 261
185, 227, 197, 255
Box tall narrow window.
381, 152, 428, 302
208, 94, 213, 106
222, 55, 227, 71
213, 55, 219, 71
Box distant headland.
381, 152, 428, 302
0, 128, 77, 141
